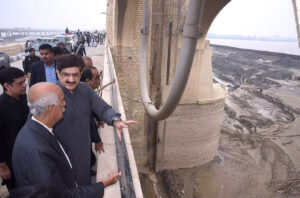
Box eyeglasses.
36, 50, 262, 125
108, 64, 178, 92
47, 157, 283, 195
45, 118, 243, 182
60, 72, 81, 78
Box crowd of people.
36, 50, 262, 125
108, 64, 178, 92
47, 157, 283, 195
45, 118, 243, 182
75, 29, 106, 47
0, 41, 135, 197
22, 28, 106, 83
74, 29, 106, 54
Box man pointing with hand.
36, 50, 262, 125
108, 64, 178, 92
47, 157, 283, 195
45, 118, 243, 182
54, 54, 136, 186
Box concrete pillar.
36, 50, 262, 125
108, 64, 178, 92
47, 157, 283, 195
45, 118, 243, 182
156, 39, 227, 171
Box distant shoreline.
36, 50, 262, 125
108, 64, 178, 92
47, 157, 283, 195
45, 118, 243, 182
209, 38, 300, 56
2, 37, 300, 58
210, 44, 300, 60
207, 34, 297, 42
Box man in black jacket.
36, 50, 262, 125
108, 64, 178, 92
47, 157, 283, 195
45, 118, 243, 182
57, 42, 70, 55
23, 48, 40, 75
0, 67, 29, 190
12, 82, 121, 197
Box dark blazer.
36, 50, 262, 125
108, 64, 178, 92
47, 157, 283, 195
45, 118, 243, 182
30, 61, 57, 87
12, 119, 104, 198
23, 55, 40, 74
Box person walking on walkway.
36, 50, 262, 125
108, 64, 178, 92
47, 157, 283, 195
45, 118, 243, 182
23, 48, 40, 75
74, 41, 86, 56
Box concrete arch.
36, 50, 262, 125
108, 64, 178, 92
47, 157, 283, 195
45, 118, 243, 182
107, 0, 300, 172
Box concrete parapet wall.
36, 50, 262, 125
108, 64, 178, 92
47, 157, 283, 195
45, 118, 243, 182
156, 100, 225, 171
0, 43, 25, 56
111, 46, 148, 172
96, 45, 143, 197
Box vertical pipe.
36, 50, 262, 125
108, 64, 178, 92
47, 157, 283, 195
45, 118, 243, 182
166, 22, 173, 85
139, 0, 206, 120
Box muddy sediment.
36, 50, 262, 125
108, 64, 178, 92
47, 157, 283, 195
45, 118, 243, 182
147, 45, 300, 198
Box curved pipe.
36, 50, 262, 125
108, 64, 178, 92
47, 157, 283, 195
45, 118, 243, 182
139, 0, 206, 120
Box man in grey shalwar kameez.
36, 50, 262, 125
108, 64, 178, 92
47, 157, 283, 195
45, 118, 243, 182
54, 55, 135, 185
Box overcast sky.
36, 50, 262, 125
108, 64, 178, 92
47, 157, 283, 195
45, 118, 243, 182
0, 0, 298, 39
208, 0, 298, 39
0, 0, 107, 31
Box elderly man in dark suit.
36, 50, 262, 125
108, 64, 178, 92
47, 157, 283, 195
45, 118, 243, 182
30, 44, 57, 86
12, 82, 121, 197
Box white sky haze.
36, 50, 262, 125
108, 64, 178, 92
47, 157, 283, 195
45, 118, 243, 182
0, 0, 107, 31
208, 0, 298, 38
0, 0, 298, 39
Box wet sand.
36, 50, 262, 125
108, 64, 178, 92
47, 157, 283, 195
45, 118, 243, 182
142, 45, 300, 198
210, 45, 300, 198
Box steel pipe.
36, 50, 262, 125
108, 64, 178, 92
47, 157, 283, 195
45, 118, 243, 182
139, 0, 206, 120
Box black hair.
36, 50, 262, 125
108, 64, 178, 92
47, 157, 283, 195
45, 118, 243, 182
39, 44, 53, 53
56, 54, 85, 72
29, 48, 35, 52
0, 67, 25, 91
80, 68, 93, 82
80, 66, 98, 82
52, 47, 62, 56
8, 185, 57, 198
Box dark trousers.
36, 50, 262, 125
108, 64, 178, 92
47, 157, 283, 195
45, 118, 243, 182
91, 150, 96, 167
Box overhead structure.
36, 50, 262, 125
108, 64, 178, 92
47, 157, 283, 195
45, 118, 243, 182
107, 0, 300, 173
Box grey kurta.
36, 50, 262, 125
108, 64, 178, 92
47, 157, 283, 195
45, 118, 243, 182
54, 82, 120, 185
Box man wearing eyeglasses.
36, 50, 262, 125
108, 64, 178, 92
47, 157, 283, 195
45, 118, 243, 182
54, 54, 135, 186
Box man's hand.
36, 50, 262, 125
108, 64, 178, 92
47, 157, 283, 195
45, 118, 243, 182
102, 171, 122, 187
0, 162, 11, 180
96, 121, 105, 128
113, 120, 136, 141
95, 141, 105, 154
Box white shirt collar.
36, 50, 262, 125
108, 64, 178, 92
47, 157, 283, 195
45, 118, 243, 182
31, 116, 54, 135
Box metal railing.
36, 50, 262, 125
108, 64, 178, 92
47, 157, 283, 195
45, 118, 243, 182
105, 41, 143, 198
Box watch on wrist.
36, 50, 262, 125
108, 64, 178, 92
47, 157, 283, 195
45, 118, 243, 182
112, 116, 122, 124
